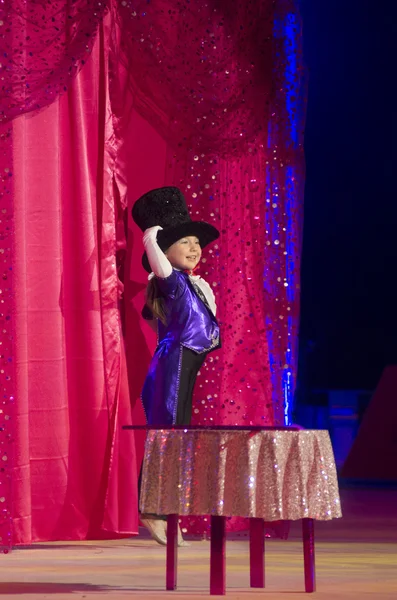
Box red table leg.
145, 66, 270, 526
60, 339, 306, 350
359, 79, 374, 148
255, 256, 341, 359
302, 518, 316, 593
249, 518, 265, 587
166, 514, 178, 590
210, 515, 226, 595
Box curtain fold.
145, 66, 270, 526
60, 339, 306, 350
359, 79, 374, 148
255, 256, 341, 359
0, 121, 15, 549
12, 14, 137, 543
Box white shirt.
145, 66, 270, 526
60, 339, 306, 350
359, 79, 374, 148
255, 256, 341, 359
189, 274, 217, 316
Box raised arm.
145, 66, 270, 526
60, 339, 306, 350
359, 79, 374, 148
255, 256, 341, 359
143, 226, 172, 278
143, 226, 184, 298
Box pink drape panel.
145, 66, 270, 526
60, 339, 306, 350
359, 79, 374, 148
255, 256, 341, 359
0, 122, 14, 549
12, 16, 137, 543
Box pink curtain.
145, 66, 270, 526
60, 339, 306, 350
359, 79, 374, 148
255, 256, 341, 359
116, 0, 279, 425
0, 121, 14, 549
11, 14, 138, 544
116, 0, 304, 535
0, 0, 304, 546
116, 2, 305, 421
0, 0, 109, 123
116, 0, 304, 536
116, 0, 304, 431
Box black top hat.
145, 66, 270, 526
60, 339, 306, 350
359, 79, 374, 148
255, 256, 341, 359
132, 186, 219, 273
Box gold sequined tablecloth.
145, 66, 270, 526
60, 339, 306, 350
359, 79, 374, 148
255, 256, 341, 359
140, 430, 342, 521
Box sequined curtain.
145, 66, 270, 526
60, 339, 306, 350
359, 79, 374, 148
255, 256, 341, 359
117, 1, 276, 430
116, 1, 273, 157
263, 1, 306, 422
119, 0, 304, 423
117, 0, 305, 535
116, 0, 304, 430
0, 0, 109, 123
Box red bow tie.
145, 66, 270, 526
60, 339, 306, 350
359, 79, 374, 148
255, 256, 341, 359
184, 265, 200, 276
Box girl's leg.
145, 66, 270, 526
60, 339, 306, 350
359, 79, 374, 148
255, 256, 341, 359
173, 349, 207, 546
141, 349, 207, 545
176, 348, 207, 425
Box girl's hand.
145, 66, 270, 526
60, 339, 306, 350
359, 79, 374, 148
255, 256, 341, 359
142, 226, 172, 279
143, 225, 163, 246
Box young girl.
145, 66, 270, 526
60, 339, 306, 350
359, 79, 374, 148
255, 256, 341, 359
132, 186, 221, 545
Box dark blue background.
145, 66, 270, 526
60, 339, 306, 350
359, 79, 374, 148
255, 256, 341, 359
298, 1, 397, 394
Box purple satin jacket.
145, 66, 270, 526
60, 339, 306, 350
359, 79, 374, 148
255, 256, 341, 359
141, 269, 220, 425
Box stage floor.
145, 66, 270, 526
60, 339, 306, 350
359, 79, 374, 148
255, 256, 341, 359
1, 488, 396, 599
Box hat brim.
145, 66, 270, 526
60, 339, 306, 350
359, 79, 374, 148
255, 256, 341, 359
142, 221, 219, 273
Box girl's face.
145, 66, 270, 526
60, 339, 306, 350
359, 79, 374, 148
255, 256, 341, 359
165, 236, 202, 271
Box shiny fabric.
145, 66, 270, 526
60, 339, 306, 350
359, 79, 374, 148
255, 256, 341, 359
116, 0, 305, 538
0, 0, 109, 123
11, 14, 138, 544
116, 0, 274, 158
141, 430, 342, 521
1, 0, 305, 545
142, 270, 220, 424
114, 0, 305, 431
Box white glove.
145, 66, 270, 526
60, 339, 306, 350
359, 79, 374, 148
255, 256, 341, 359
143, 226, 172, 279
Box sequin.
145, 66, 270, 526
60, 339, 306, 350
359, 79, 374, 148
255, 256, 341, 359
0, 0, 108, 124
141, 430, 342, 521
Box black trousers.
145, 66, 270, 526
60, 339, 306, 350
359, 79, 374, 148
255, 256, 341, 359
176, 347, 207, 425
139, 347, 207, 515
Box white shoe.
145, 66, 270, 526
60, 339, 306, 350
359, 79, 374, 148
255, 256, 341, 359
141, 517, 167, 546
177, 524, 190, 547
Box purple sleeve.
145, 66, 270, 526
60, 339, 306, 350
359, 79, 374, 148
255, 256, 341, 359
156, 269, 186, 299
